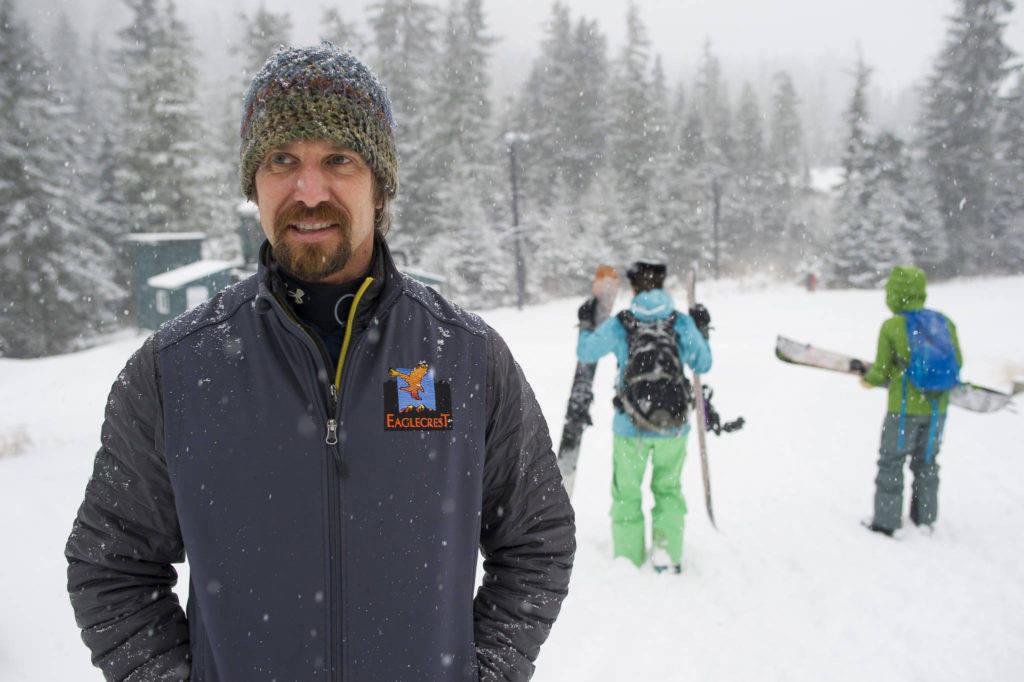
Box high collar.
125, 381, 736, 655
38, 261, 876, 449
256, 236, 400, 335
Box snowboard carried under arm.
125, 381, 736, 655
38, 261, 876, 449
557, 266, 620, 496
775, 335, 1020, 413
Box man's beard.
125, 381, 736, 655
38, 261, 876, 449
272, 201, 352, 282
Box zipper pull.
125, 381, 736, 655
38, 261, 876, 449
325, 418, 339, 446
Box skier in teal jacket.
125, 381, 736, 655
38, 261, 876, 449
576, 262, 711, 572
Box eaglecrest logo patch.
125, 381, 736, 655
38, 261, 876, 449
383, 362, 454, 431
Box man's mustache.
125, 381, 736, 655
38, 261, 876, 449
274, 202, 350, 235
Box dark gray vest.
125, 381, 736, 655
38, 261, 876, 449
156, 259, 487, 681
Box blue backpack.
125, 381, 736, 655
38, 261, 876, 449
898, 309, 960, 462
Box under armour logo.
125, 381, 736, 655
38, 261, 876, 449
288, 287, 306, 305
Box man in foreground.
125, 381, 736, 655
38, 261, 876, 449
66, 43, 574, 681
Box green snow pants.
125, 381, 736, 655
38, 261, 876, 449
611, 435, 688, 566
872, 411, 943, 532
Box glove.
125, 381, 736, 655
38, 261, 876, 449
578, 297, 598, 331
849, 359, 867, 376
689, 303, 711, 339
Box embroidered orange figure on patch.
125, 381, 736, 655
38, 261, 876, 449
389, 362, 429, 401
383, 362, 454, 431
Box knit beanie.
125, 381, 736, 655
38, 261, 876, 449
239, 42, 398, 200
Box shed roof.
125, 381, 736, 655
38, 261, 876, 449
123, 232, 207, 243
147, 260, 237, 289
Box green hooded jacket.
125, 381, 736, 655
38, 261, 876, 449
862, 265, 963, 415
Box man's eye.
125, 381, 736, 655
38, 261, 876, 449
268, 153, 293, 166
328, 155, 352, 166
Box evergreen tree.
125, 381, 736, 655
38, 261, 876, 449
48, 15, 133, 296
729, 82, 772, 271
607, 2, 656, 256
0, 0, 121, 356
426, 0, 510, 307
768, 71, 803, 185
696, 39, 732, 167
920, 0, 1015, 274
511, 1, 574, 210
825, 58, 917, 287
992, 72, 1024, 271
235, 5, 294, 76
114, 0, 216, 236
563, 17, 609, 196
758, 70, 806, 272
735, 82, 764, 172
320, 7, 366, 53
367, 0, 441, 241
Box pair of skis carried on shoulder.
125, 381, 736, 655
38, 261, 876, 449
556, 266, 719, 529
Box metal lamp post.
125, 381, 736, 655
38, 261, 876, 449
504, 132, 528, 310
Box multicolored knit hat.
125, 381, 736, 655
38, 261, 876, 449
240, 42, 398, 199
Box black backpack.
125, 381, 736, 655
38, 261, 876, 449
614, 310, 692, 433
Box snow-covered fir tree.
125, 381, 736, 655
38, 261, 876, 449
511, 1, 575, 211
424, 0, 511, 307
768, 71, 803, 186
368, 0, 442, 242
696, 39, 733, 167
46, 16, 133, 318
235, 5, 294, 75
920, 0, 1015, 275
825, 57, 910, 287
562, 16, 609, 196
606, 2, 656, 258
0, 0, 121, 356
729, 81, 774, 272
760, 71, 807, 272
113, 0, 218, 237
320, 7, 367, 54
991, 71, 1024, 271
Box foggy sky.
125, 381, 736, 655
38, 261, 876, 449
20, 0, 1024, 93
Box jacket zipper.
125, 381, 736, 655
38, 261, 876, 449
266, 290, 347, 681
326, 277, 374, 682
268, 276, 375, 682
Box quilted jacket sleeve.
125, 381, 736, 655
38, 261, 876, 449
65, 335, 190, 681
474, 326, 576, 681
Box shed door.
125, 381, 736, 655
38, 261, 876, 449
186, 285, 210, 310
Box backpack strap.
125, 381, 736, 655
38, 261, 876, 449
616, 310, 638, 336
899, 372, 908, 451
925, 397, 945, 464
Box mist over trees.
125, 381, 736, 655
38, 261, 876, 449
2, 0, 1023, 356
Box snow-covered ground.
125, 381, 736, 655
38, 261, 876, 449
2, 275, 1022, 681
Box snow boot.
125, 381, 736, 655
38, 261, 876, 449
861, 518, 894, 537
913, 521, 935, 536
651, 546, 682, 574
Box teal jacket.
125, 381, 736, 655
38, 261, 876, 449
577, 289, 712, 438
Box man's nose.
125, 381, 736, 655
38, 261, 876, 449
292, 163, 331, 206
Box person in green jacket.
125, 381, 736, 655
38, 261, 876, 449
857, 265, 962, 536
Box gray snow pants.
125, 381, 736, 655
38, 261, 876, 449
872, 411, 944, 532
